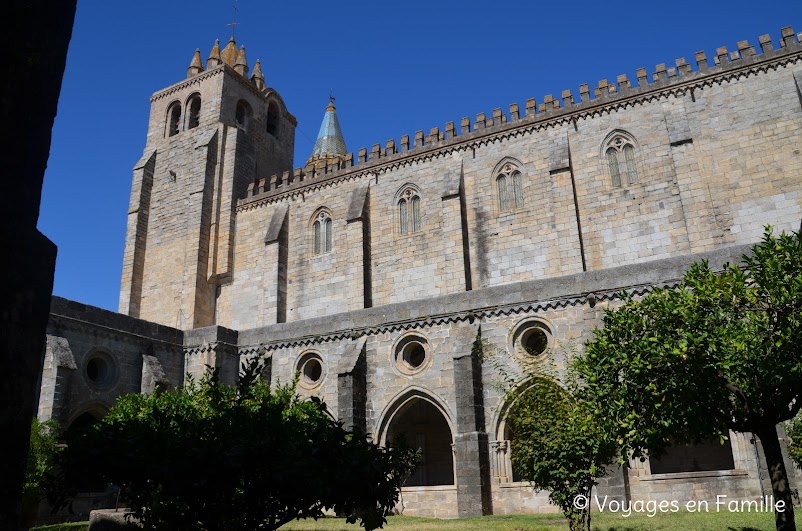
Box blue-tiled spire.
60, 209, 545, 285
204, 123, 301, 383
307, 99, 347, 166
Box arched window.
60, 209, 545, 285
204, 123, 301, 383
186, 94, 201, 129
235, 100, 251, 130
398, 187, 422, 235
266, 100, 280, 137
313, 211, 332, 254
496, 162, 523, 212
603, 132, 639, 187
166, 101, 182, 137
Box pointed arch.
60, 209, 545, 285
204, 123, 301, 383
310, 207, 333, 254
492, 157, 525, 213
394, 184, 423, 235
185, 93, 202, 130
266, 100, 280, 137
166, 101, 182, 137
376, 387, 456, 486
490, 377, 560, 484
235, 99, 252, 130
600, 129, 640, 187
375, 386, 455, 446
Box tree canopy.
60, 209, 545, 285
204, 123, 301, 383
575, 227, 802, 531
50, 361, 417, 531
506, 377, 616, 531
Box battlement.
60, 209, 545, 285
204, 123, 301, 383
238, 25, 801, 208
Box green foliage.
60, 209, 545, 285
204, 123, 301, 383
577, 227, 802, 457
576, 227, 802, 531
50, 360, 418, 531
507, 379, 615, 531
484, 335, 616, 531
25, 419, 61, 503
785, 415, 802, 469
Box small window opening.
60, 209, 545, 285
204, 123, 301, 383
302, 358, 322, 384
167, 103, 181, 137
266, 101, 280, 137
187, 96, 201, 129
521, 327, 548, 357
403, 343, 426, 369
235, 100, 251, 130
297, 352, 325, 389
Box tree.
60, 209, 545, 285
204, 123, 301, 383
575, 227, 802, 531
50, 361, 417, 531
485, 337, 616, 531
23, 419, 61, 526
506, 378, 616, 531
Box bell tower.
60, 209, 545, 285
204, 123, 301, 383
119, 37, 296, 329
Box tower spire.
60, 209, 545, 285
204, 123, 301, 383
234, 45, 249, 76
187, 48, 204, 78
306, 98, 347, 168
206, 39, 222, 69
251, 59, 265, 90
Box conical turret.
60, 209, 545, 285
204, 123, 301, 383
221, 36, 238, 67
251, 59, 265, 91
206, 39, 222, 69
234, 46, 249, 76
187, 48, 204, 78
306, 99, 347, 168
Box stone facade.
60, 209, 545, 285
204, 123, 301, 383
38, 26, 802, 518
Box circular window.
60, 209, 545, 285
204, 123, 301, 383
394, 335, 431, 375
510, 320, 552, 360
297, 352, 325, 390
84, 351, 117, 389
521, 327, 548, 356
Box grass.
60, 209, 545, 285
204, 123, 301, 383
30, 511, 790, 530
30, 523, 88, 531
279, 511, 786, 530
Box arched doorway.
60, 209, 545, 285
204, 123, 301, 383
65, 410, 106, 493
385, 397, 454, 486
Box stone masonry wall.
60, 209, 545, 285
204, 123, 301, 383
225, 38, 802, 330
40, 297, 184, 427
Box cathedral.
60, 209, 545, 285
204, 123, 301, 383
38, 25, 802, 518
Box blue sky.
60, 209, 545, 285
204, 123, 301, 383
38, 0, 801, 312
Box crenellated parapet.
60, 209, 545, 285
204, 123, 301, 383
237, 25, 801, 210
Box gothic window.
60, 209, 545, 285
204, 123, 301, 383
604, 132, 639, 187
313, 211, 333, 254
166, 101, 181, 137
496, 162, 523, 212
266, 100, 280, 138
235, 100, 251, 130
398, 187, 422, 235
186, 94, 201, 129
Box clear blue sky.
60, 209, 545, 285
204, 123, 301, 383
38, 0, 801, 312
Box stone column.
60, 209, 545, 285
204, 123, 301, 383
452, 329, 492, 517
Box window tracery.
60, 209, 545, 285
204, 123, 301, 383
313, 211, 333, 254
496, 162, 523, 212
398, 187, 422, 235
604, 133, 639, 187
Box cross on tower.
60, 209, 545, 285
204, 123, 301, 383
227, 0, 239, 38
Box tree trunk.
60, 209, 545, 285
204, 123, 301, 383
756, 425, 796, 531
